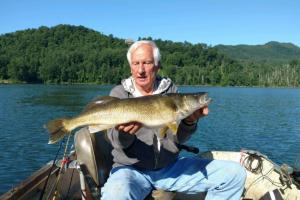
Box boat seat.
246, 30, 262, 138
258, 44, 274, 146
74, 127, 113, 189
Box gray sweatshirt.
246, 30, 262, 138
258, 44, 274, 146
107, 76, 197, 170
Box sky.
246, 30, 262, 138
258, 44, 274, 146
1, 0, 299, 47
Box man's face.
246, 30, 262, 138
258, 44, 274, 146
130, 44, 159, 91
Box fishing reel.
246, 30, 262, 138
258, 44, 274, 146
279, 164, 294, 189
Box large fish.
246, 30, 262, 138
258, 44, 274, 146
45, 92, 211, 144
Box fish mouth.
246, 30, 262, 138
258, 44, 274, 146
200, 93, 212, 105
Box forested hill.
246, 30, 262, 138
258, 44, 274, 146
1, 24, 300, 87
215, 41, 300, 63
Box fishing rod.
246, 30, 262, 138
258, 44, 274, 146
46, 133, 72, 200
39, 140, 64, 200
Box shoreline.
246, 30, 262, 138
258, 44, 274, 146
0, 80, 13, 84
1, 80, 300, 89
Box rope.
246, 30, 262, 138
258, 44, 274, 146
242, 153, 264, 174
242, 152, 286, 198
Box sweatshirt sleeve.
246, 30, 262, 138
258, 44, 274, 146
176, 121, 197, 143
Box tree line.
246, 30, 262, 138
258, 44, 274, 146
0, 24, 299, 87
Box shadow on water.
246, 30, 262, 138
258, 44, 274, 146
20, 90, 86, 113
18, 85, 113, 113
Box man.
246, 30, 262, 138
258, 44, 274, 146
100, 40, 246, 200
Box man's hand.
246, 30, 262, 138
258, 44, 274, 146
116, 122, 142, 134
183, 106, 209, 124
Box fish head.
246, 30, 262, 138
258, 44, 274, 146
184, 92, 211, 110
173, 92, 212, 119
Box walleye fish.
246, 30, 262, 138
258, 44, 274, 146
45, 92, 211, 144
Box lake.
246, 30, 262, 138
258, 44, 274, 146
0, 84, 300, 195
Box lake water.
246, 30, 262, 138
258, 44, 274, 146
0, 84, 300, 194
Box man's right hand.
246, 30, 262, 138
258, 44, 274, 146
116, 122, 142, 134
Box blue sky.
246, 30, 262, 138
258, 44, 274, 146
1, 0, 299, 46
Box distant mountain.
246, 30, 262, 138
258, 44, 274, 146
215, 41, 300, 63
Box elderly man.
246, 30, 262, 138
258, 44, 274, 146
100, 40, 246, 200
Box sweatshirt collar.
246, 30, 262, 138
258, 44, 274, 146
121, 76, 172, 97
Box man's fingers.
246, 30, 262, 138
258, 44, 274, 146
116, 122, 142, 134
202, 107, 209, 115
197, 107, 209, 116
185, 107, 209, 122
129, 123, 141, 134
116, 124, 124, 130
123, 124, 134, 132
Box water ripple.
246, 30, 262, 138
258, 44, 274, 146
1, 85, 300, 194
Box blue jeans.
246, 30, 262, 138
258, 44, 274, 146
101, 156, 246, 200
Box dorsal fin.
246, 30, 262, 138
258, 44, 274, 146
82, 96, 119, 112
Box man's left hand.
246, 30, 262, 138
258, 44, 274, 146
183, 106, 209, 124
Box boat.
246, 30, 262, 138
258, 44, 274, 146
1, 130, 300, 200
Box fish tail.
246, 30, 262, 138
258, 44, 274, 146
44, 118, 70, 144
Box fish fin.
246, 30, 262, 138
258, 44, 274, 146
88, 124, 114, 133
82, 96, 119, 112
159, 126, 169, 138
159, 122, 178, 137
167, 122, 179, 135
44, 118, 70, 144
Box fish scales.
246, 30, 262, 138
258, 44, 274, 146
72, 96, 175, 127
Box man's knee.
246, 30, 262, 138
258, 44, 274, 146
101, 180, 152, 200
101, 179, 131, 199
226, 161, 247, 186
101, 168, 152, 200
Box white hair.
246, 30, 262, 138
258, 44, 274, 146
126, 40, 161, 67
